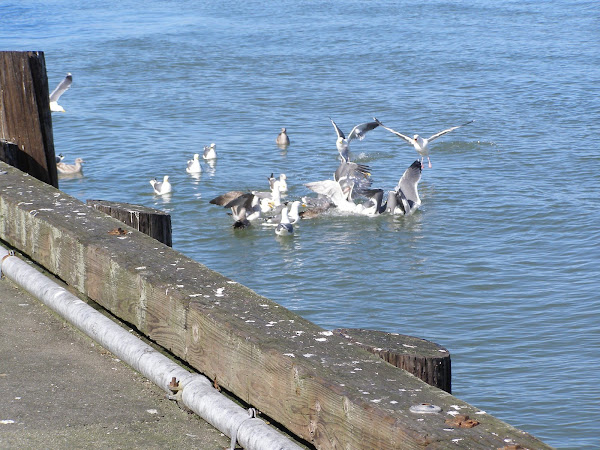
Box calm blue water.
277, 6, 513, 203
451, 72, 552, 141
3, 1, 600, 447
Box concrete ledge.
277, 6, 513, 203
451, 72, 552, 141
0, 162, 549, 449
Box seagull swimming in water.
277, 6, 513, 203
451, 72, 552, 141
268, 173, 288, 193
374, 117, 474, 168
275, 205, 294, 236
150, 175, 172, 195
49, 73, 72, 112
186, 153, 202, 174
56, 157, 84, 174
203, 143, 217, 160
386, 160, 422, 216
276, 127, 290, 148
330, 118, 379, 162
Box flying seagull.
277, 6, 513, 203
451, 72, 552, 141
49, 73, 72, 112
330, 118, 379, 162
374, 117, 474, 168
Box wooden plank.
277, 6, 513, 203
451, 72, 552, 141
87, 199, 172, 247
0, 161, 551, 449
0, 51, 58, 187
335, 328, 452, 393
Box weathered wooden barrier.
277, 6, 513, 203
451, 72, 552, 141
87, 199, 172, 247
335, 329, 452, 394
0, 51, 58, 187
0, 162, 549, 449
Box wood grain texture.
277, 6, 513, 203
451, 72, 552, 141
0, 162, 551, 449
0, 51, 58, 187
87, 199, 172, 247
335, 328, 452, 393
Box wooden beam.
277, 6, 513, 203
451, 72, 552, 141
87, 199, 172, 247
0, 51, 58, 187
0, 162, 550, 449
334, 328, 452, 393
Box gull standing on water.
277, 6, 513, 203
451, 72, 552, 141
186, 154, 202, 174
330, 118, 379, 162
150, 175, 172, 195
56, 157, 84, 174
49, 73, 72, 112
276, 127, 290, 148
203, 143, 217, 160
374, 118, 474, 168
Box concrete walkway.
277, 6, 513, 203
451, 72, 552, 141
0, 275, 231, 449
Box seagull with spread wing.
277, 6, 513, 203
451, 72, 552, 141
49, 73, 72, 112
386, 160, 423, 216
374, 117, 474, 168
330, 118, 379, 162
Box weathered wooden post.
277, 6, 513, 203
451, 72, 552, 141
334, 328, 452, 393
0, 51, 58, 187
86, 200, 173, 247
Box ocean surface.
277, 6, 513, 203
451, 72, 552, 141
3, 1, 599, 447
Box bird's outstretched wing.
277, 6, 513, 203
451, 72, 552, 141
347, 121, 379, 142
329, 118, 345, 139
395, 160, 422, 208
373, 117, 414, 144
427, 120, 474, 142
49, 73, 72, 102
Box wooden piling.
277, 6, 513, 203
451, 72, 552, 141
87, 200, 172, 247
0, 51, 58, 187
334, 328, 452, 393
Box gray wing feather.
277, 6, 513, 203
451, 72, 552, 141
329, 118, 345, 139
347, 121, 379, 141
373, 117, 414, 144
49, 73, 72, 102
396, 160, 422, 205
427, 120, 474, 142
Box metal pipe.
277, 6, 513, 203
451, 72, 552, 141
0, 245, 301, 450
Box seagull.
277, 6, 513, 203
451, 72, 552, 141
299, 196, 335, 219
263, 200, 302, 225
374, 117, 474, 168
186, 154, 202, 174
330, 118, 379, 162
150, 175, 172, 195
49, 73, 72, 112
334, 159, 372, 201
275, 206, 294, 236
56, 157, 84, 174
305, 179, 363, 213
55, 153, 64, 164
203, 143, 217, 160
268, 173, 288, 193
386, 160, 422, 215
276, 127, 290, 148
210, 191, 263, 227
359, 189, 387, 216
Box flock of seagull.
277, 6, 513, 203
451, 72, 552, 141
203, 117, 474, 236
48, 73, 474, 236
